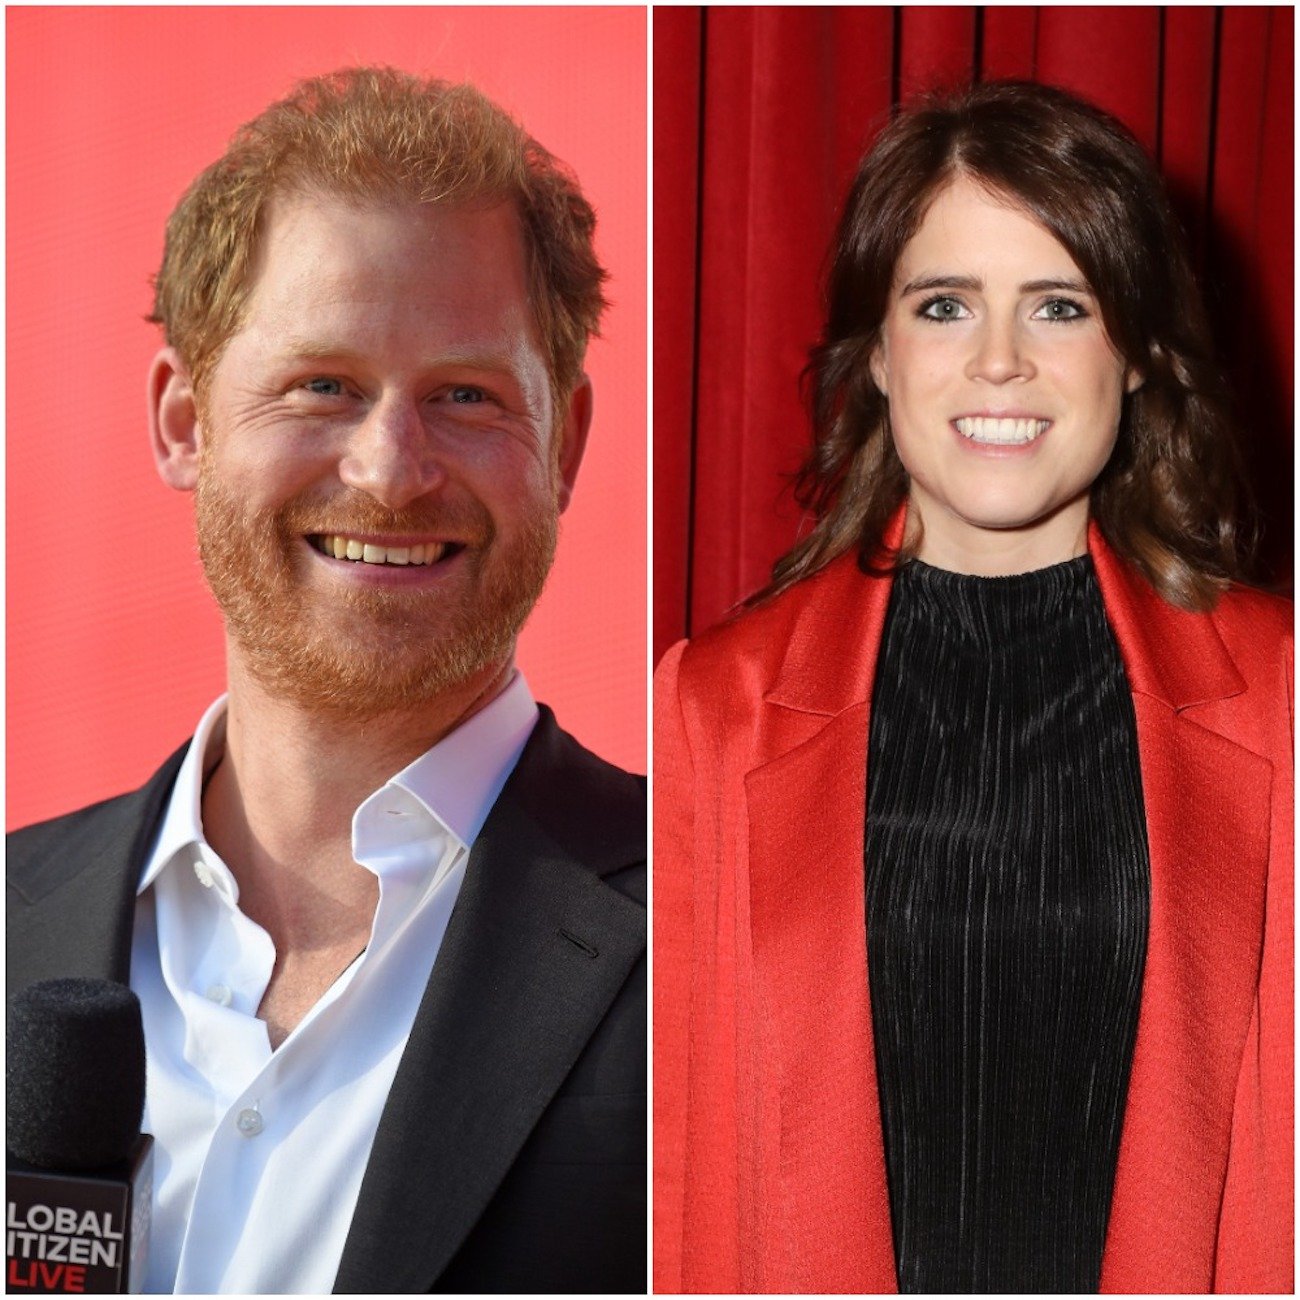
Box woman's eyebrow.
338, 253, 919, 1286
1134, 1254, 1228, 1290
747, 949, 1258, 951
899, 273, 982, 295
898, 273, 1092, 296
1020, 277, 1091, 294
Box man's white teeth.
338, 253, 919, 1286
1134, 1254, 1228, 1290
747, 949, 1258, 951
321, 536, 446, 565
955, 416, 1050, 444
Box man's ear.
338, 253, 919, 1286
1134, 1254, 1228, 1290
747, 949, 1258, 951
554, 375, 593, 514
148, 347, 203, 492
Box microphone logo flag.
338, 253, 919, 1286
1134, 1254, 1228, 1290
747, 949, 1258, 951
6, 1141, 153, 1294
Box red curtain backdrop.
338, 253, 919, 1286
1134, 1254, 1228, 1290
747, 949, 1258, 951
8, 7, 647, 831
653, 5, 1293, 662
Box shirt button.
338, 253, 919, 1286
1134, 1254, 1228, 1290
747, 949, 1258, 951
235, 1108, 264, 1138
193, 861, 215, 888
205, 983, 232, 1006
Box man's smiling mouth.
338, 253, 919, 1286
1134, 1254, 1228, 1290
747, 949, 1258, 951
308, 534, 462, 566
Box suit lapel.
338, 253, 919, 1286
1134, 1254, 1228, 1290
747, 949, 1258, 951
1091, 535, 1271, 1292
334, 714, 645, 1294
745, 545, 899, 1293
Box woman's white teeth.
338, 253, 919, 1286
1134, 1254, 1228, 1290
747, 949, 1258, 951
955, 416, 1050, 444
322, 536, 445, 565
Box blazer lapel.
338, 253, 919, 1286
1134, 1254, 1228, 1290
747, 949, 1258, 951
745, 542, 899, 1294
1092, 535, 1271, 1292
7, 745, 187, 990
334, 714, 645, 1294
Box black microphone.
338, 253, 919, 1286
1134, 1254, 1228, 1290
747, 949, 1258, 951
7, 979, 153, 1294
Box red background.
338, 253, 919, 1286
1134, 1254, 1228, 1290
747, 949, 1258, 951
8, 7, 647, 830
654, 5, 1294, 661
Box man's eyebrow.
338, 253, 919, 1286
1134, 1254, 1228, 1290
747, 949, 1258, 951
276, 340, 365, 363
898, 273, 1093, 296
274, 341, 521, 373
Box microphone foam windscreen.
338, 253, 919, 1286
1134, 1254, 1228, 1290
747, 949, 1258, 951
7, 978, 146, 1170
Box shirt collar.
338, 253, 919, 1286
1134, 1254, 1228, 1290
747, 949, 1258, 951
379, 671, 537, 848
137, 694, 230, 895
137, 674, 538, 896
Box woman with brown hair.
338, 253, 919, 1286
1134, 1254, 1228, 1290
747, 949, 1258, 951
654, 81, 1291, 1294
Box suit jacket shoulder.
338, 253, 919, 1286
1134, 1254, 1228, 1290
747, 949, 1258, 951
502, 706, 645, 898
662, 552, 885, 767
674, 554, 862, 682
8, 743, 187, 989
1207, 583, 1293, 753
1211, 582, 1293, 685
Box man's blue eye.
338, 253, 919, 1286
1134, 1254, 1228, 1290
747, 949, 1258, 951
304, 378, 344, 396
450, 386, 486, 404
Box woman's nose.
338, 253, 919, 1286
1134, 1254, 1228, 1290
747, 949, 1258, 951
965, 318, 1035, 384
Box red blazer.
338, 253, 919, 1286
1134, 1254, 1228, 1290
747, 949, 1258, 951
654, 517, 1293, 1294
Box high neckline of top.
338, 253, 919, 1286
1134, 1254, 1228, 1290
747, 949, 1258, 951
890, 554, 1099, 647
904, 552, 1093, 587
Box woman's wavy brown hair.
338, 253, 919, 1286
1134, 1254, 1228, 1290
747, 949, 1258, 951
761, 80, 1253, 611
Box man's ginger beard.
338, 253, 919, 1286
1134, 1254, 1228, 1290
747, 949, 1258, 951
194, 442, 558, 722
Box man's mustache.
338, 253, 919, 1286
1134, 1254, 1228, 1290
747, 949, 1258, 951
275, 492, 495, 544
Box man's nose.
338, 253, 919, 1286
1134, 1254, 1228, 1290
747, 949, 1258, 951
964, 317, 1035, 384
337, 398, 447, 509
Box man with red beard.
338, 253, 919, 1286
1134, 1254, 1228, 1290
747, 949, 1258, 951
8, 69, 644, 1294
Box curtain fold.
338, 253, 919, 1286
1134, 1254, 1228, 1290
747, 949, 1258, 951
654, 5, 1293, 660
653, 7, 703, 664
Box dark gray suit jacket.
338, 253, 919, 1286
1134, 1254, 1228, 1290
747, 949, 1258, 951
7, 707, 646, 1293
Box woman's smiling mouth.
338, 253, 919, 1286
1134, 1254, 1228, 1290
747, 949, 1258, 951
952, 416, 1052, 445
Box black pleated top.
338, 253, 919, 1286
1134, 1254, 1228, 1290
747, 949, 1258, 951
864, 556, 1150, 1294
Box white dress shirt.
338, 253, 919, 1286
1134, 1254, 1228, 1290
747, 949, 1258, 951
129, 675, 538, 1294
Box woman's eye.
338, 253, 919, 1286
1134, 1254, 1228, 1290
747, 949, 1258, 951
303, 377, 344, 396
449, 386, 487, 404
1035, 298, 1087, 322
918, 296, 969, 322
